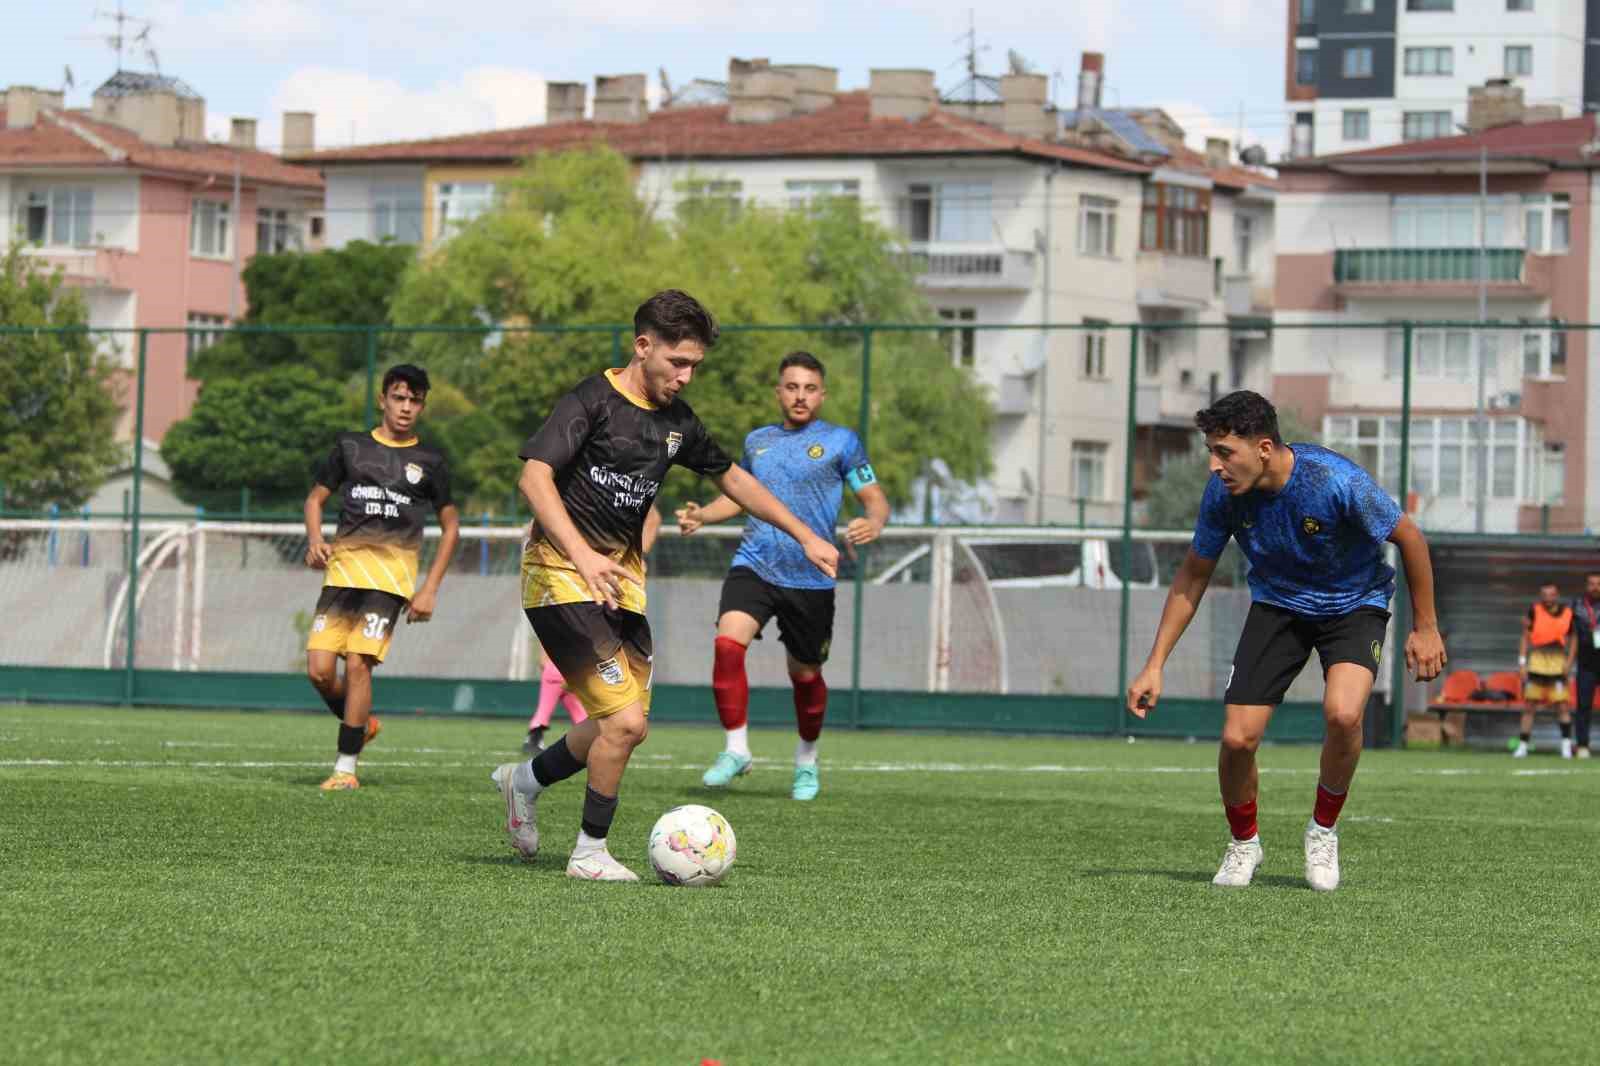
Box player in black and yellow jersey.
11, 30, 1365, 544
491, 289, 840, 881
303, 364, 461, 791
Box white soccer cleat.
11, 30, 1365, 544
1560, 738, 1574, 759
1512, 741, 1530, 758
565, 846, 640, 882
1304, 821, 1341, 892
491, 762, 539, 862
1211, 837, 1263, 888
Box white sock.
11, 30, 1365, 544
725, 725, 751, 758
574, 829, 608, 854
795, 739, 818, 766
512, 758, 545, 797
334, 753, 358, 775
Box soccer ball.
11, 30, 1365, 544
647, 804, 737, 887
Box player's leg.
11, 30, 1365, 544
1576, 668, 1596, 758
560, 684, 588, 724
703, 569, 771, 787
306, 650, 346, 720
1213, 605, 1313, 887
775, 585, 835, 802
1515, 691, 1538, 758
305, 588, 350, 720
525, 656, 567, 754
309, 589, 398, 791
1556, 682, 1575, 758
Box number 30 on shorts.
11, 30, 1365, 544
362, 613, 391, 640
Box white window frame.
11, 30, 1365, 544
1342, 46, 1374, 79
372, 182, 424, 243
1235, 215, 1254, 272
1078, 195, 1117, 257
1521, 326, 1566, 380
1081, 319, 1109, 380
18, 186, 95, 248
1541, 444, 1564, 506
1505, 45, 1533, 77
1070, 441, 1109, 501
1402, 111, 1453, 141
190, 199, 232, 259
937, 307, 977, 369
1324, 414, 1538, 502
255, 207, 302, 255
1403, 47, 1454, 77
785, 179, 860, 211
1522, 194, 1570, 254
185, 313, 228, 370
1341, 110, 1370, 141
1391, 195, 1503, 247
435, 181, 497, 237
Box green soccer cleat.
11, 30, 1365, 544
701, 751, 752, 789
791, 764, 820, 801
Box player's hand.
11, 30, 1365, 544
844, 517, 882, 546
407, 587, 437, 624
676, 502, 703, 535
305, 541, 333, 569
575, 550, 636, 611
803, 536, 839, 580
1127, 665, 1162, 719
1404, 624, 1447, 683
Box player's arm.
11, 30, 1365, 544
712, 465, 838, 579
1387, 515, 1446, 682
676, 494, 743, 535
844, 483, 890, 546
519, 459, 634, 611
1127, 549, 1219, 718
407, 504, 460, 624
303, 484, 334, 569
642, 505, 662, 554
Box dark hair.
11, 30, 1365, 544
1195, 390, 1281, 445
634, 289, 718, 348
1541, 580, 1560, 589
382, 363, 430, 398
778, 350, 825, 380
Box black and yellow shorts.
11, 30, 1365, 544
525, 604, 653, 719
306, 586, 406, 662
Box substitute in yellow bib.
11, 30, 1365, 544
302, 364, 460, 791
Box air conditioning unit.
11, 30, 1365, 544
1488, 391, 1521, 410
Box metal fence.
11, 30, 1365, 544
4, 319, 1596, 745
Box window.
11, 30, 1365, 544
1346, 0, 1373, 10
1342, 110, 1370, 141
1078, 196, 1117, 257
1507, 0, 1533, 9
1296, 49, 1318, 86
1542, 445, 1565, 506
1070, 442, 1108, 501
1523, 194, 1571, 254
1386, 328, 1495, 384
435, 182, 497, 236
1082, 319, 1109, 379
902, 182, 993, 244
786, 179, 860, 211
1392, 195, 1504, 247
1402, 111, 1453, 141
1292, 112, 1315, 158
372, 182, 423, 243
1142, 331, 1163, 377
190, 199, 231, 258
1235, 214, 1254, 272
937, 308, 977, 369
1325, 415, 1535, 501
1141, 184, 1209, 257
1406, 0, 1453, 10
1342, 47, 1374, 79
1299, 0, 1316, 18
255, 208, 301, 255
1522, 326, 1567, 379
185, 313, 227, 371
1505, 46, 1532, 77
1404, 47, 1454, 76
18, 187, 94, 247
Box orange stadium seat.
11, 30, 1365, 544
1484, 671, 1523, 700
1437, 669, 1480, 704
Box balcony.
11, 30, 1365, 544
993, 373, 1032, 417
1136, 251, 1212, 309
20, 246, 128, 290
898, 243, 1036, 291
1223, 274, 1272, 318
1334, 248, 1530, 286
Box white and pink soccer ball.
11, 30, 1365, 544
648, 804, 737, 887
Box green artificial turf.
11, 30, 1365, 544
1, 705, 1595, 1065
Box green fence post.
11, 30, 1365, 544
123, 330, 149, 705
850, 326, 873, 730
1389, 322, 1414, 749
364, 327, 379, 429
240, 486, 250, 568
1115, 325, 1140, 736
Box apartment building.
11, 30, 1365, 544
1285, 0, 1596, 159
1275, 89, 1598, 533
299, 56, 1274, 524
0, 75, 322, 441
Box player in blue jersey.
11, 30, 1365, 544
676, 351, 890, 801
1127, 391, 1446, 892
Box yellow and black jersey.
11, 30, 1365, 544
520, 369, 732, 612
317, 429, 452, 602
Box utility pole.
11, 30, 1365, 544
1457, 121, 1489, 533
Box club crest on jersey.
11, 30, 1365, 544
404, 462, 423, 485
807, 444, 825, 460
1301, 516, 1322, 535
596, 657, 626, 686
665, 431, 683, 458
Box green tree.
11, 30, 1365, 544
161, 365, 353, 513
0, 248, 121, 512
188, 241, 414, 383
1142, 407, 1322, 531
390, 147, 993, 515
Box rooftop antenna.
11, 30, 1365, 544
85, 1, 154, 72
953, 9, 989, 106
659, 67, 675, 108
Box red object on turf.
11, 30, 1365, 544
792, 672, 827, 741
712, 637, 749, 730
1224, 798, 1258, 841
1313, 783, 1348, 829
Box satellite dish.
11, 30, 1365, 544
1239, 144, 1269, 167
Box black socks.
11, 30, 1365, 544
581, 787, 619, 840
531, 736, 583, 788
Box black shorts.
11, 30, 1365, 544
306, 586, 407, 661
525, 604, 653, 718
718, 566, 836, 665
1224, 603, 1390, 706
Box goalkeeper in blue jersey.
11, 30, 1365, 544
677, 351, 890, 801
1127, 391, 1446, 892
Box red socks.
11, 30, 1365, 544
711, 637, 749, 730
1224, 799, 1258, 841
792, 673, 827, 741
1313, 783, 1348, 829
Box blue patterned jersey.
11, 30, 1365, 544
1192, 443, 1402, 617
729, 420, 875, 590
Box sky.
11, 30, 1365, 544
5, 0, 1292, 158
